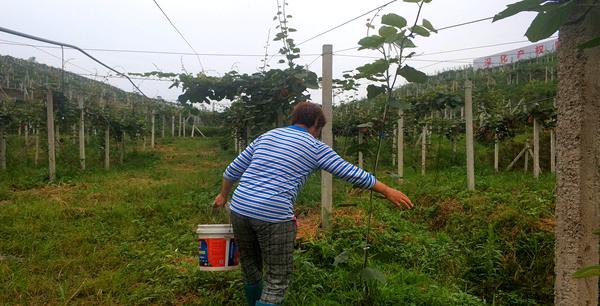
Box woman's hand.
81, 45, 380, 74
382, 187, 413, 209
213, 178, 235, 208
371, 180, 413, 209
213, 193, 228, 208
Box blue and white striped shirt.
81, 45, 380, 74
224, 125, 376, 222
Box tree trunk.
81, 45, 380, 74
79, 97, 85, 170
358, 131, 364, 169
86, 127, 90, 145
554, 2, 600, 305
120, 132, 125, 165
55, 124, 60, 157
452, 139, 457, 162
245, 125, 250, 148
191, 117, 196, 138
34, 128, 39, 167
151, 111, 155, 148
392, 125, 396, 167
550, 129, 556, 173
0, 126, 6, 170
276, 108, 285, 127
178, 113, 182, 137
104, 125, 110, 170
234, 131, 239, 153
24, 122, 29, 146
397, 110, 404, 178
421, 126, 426, 176
533, 118, 540, 178
524, 145, 529, 173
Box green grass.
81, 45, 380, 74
0, 136, 554, 305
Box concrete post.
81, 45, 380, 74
320, 44, 333, 231
465, 80, 475, 190
171, 115, 175, 137
46, 90, 56, 182
494, 141, 499, 172
554, 3, 599, 304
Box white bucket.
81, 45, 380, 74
196, 224, 240, 271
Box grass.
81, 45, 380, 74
0, 136, 555, 305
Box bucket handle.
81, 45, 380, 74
226, 201, 232, 225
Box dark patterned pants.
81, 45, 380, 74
230, 211, 296, 305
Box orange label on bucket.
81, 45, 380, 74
198, 238, 227, 267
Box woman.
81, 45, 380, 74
214, 101, 413, 306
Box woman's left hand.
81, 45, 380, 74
213, 194, 228, 208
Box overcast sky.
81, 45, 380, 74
0, 0, 545, 107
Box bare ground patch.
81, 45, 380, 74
428, 198, 463, 230
534, 217, 556, 232
296, 207, 382, 241
17, 183, 83, 206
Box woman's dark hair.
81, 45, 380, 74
290, 101, 326, 129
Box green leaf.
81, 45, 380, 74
378, 26, 398, 40
367, 84, 386, 99
360, 267, 386, 283
525, 1, 576, 42
411, 25, 430, 37
573, 265, 600, 278
387, 98, 413, 110
357, 59, 389, 76
493, 0, 545, 22
332, 250, 349, 267
398, 65, 428, 83
381, 13, 407, 29
357, 35, 385, 50
400, 38, 416, 48
422, 19, 437, 33
578, 36, 600, 50
399, 101, 413, 110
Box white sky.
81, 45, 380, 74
0, 0, 542, 107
